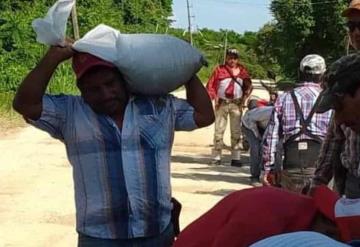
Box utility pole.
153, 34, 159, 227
186, 0, 193, 45
71, 4, 80, 40
223, 31, 228, 64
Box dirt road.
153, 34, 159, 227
0, 89, 268, 247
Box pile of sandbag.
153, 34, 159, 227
32, 0, 207, 95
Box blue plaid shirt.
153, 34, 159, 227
29, 94, 197, 239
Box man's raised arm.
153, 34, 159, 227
13, 42, 74, 120
185, 76, 215, 128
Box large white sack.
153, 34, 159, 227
73, 24, 207, 95
32, 0, 75, 46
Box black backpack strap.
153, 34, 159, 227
286, 90, 322, 144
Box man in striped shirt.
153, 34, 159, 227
12, 41, 214, 246
262, 54, 333, 193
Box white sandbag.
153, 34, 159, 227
32, 1, 207, 95
74, 24, 207, 95
32, 0, 75, 46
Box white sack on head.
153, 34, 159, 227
73, 24, 207, 95
32, 0, 75, 46
72, 24, 120, 63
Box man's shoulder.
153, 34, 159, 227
133, 95, 175, 114
45, 94, 84, 109
46, 93, 81, 101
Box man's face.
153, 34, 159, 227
78, 67, 128, 116
225, 54, 239, 68
347, 12, 360, 50
334, 86, 360, 132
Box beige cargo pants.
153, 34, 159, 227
213, 99, 243, 161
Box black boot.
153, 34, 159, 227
230, 159, 242, 167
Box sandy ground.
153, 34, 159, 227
0, 89, 268, 247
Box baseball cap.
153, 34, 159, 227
300, 54, 326, 75
316, 53, 360, 113
72, 52, 116, 80
226, 48, 239, 57
342, 0, 360, 17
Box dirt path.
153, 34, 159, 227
0, 89, 268, 247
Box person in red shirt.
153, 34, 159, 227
173, 186, 348, 247
206, 48, 252, 166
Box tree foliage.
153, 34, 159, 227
257, 0, 349, 79
0, 0, 274, 95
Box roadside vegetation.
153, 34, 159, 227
0, 0, 349, 129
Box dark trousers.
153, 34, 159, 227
282, 140, 321, 193
242, 126, 261, 178
283, 140, 321, 170
242, 126, 283, 178
78, 222, 174, 247
345, 173, 360, 199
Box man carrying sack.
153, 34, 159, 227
12, 42, 214, 246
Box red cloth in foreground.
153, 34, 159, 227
173, 187, 324, 247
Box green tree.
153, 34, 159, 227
259, 0, 348, 79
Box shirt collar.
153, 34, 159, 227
296, 81, 321, 88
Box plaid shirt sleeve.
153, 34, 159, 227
262, 95, 283, 172
312, 118, 345, 186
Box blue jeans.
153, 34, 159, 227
242, 126, 261, 178
78, 223, 174, 247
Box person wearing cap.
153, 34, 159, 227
311, 53, 360, 199
172, 185, 346, 247
206, 48, 252, 166
241, 102, 275, 186
12, 41, 214, 246
308, 0, 360, 199
343, 0, 360, 51
262, 54, 333, 193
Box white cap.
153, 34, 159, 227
300, 54, 326, 74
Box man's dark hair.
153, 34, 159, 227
329, 70, 360, 97
323, 53, 360, 97
247, 99, 258, 110
299, 71, 323, 84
